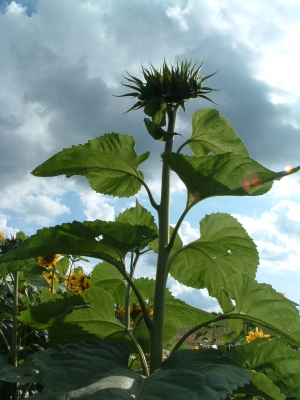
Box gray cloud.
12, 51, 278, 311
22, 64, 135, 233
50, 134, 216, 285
1, 0, 300, 233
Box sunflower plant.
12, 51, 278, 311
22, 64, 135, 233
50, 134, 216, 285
1, 58, 300, 399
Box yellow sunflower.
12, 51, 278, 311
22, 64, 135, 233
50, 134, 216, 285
0, 232, 4, 242
43, 271, 59, 286
246, 327, 270, 343
38, 254, 60, 269
66, 270, 92, 295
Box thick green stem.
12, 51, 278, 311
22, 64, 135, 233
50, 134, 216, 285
125, 253, 133, 330
125, 251, 139, 329
11, 271, 19, 367
51, 265, 55, 293
11, 271, 19, 400
150, 105, 178, 373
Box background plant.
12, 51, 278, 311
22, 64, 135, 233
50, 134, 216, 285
1, 59, 300, 399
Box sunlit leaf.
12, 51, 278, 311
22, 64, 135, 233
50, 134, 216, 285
116, 199, 157, 230
230, 339, 300, 398
18, 292, 85, 330
32, 133, 149, 198
170, 213, 258, 311
226, 273, 300, 348
48, 288, 126, 346
162, 152, 300, 203
234, 370, 285, 400
91, 262, 126, 304
0, 258, 37, 276
55, 256, 70, 275
188, 108, 249, 156
164, 297, 212, 329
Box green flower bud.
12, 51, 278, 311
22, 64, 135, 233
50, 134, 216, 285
118, 58, 218, 113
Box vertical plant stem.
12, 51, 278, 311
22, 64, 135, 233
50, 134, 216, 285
11, 271, 19, 400
11, 271, 19, 367
51, 265, 55, 293
150, 105, 178, 373
125, 251, 135, 329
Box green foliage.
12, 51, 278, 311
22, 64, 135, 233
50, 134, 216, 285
91, 262, 126, 304
4, 339, 250, 399
17, 292, 85, 331
0, 219, 158, 263
226, 273, 300, 346
115, 199, 157, 230
170, 213, 258, 312
186, 108, 250, 157
229, 339, 300, 398
32, 133, 149, 198
48, 287, 126, 346
162, 152, 299, 204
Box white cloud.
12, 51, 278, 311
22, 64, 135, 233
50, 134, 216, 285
5, 1, 26, 15
167, 277, 221, 312
165, 5, 190, 31
177, 221, 199, 245
1, 174, 73, 225
24, 195, 69, 225
0, 213, 18, 237
233, 199, 300, 271
270, 174, 300, 199
79, 191, 114, 221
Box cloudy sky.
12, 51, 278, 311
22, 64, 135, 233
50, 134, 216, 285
1, 0, 300, 310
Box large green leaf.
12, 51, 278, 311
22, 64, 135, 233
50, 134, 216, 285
91, 262, 126, 304
25, 341, 250, 399
170, 213, 258, 312
32, 133, 149, 198
48, 287, 126, 345
0, 354, 37, 384
0, 220, 158, 266
188, 108, 249, 157
234, 370, 286, 400
55, 256, 70, 275
226, 273, 300, 348
230, 340, 300, 398
30, 340, 133, 397
148, 349, 250, 400
162, 152, 300, 202
0, 258, 37, 276
18, 292, 85, 330
132, 277, 212, 329
164, 297, 212, 329
115, 199, 157, 230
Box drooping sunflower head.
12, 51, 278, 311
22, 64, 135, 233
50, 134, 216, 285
38, 254, 60, 269
119, 58, 218, 112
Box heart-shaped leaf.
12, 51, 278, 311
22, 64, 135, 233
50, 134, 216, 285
32, 133, 149, 198
170, 213, 258, 311
188, 108, 249, 157
162, 152, 300, 202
